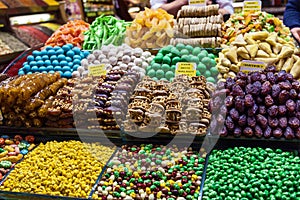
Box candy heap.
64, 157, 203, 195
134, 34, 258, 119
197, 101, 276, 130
203, 147, 300, 199
45, 20, 89, 48
216, 31, 299, 82
0, 135, 35, 180
172, 5, 222, 47
77, 44, 153, 78
147, 44, 218, 82
124, 75, 212, 135
94, 144, 204, 200
73, 70, 140, 130
210, 66, 300, 139
18, 44, 90, 78
0, 141, 115, 198
125, 8, 174, 48
83, 15, 130, 50
222, 11, 292, 45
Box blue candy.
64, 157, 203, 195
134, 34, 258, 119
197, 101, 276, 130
37, 60, 44, 67
56, 49, 64, 55
66, 50, 75, 58
83, 51, 90, 57
68, 62, 73, 67
73, 59, 81, 65
73, 55, 81, 60
27, 72, 32, 75
35, 56, 42, 61
63, 71, 72, 78
65, 57, 72, 62
31, 66, 39, 72
32, 50, 41, 56
50, 55, 57, 61
62, 45, 71, 52
54, 66, 62, 71
29, 61, 37, 66
23, 65, 30, 72
48, 50, 56, 56
60, 60, 68, 66
52, 60, 60, 66
47, 65, 54, 71
18, 70, 25, 76
73, 47, 81, 54
23, 62, 28, 66
1, 135, 9, 139
66, 44, 74, 48
41, 49, 48, 56
62, 66, 71, 72
57, 54, 66, 61
42, 55, 49, 61
72, 64, 79, 71
49, 70, 55, 74
53, 46, 60, 51
27, 55, 34, 62
39, 66, 47, 72
20, 149, 29, 155
44, 60, 51, 66
42, 71, 48, 74
45, 46, 53, 51
58, 71, 63, 76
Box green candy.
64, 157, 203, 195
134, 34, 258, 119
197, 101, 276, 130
0, 160, 12, 169
165, 71, 174, 80
163, 56, 171, 64
0, 148, 5, 153
175, 43, 185, 51
156, 69, 164, 79
147, 69, 156, 78
161, 64, 171, 72
197, 62, 206, 73
180, 49, 189, 56
192, 47, 201, 56
171, 57, 181, 65
150, 185, 156, 191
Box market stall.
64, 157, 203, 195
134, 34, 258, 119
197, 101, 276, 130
0, 1, 300, 199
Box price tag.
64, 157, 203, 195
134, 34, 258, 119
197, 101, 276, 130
175, 62, 197, 77
189, 0, 205, 6
243, 0, 261, 12
240, 60, 265, 74
88, 64, 107, 76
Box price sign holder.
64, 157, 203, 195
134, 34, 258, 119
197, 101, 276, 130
175, 62, 197, 77
189, 0, 205, 7
240, 60, 266, 74
243, 0, 262, 12
88, 64, 107, 76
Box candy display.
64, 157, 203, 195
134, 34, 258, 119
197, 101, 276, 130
0, 141, 115, 198
73, 70, 140, 130
125, 8, 174, 49
173, 5, 222, 47
203, 147, 300, 199
148, 44, 218, 82
45, 20, 90, 48
124, 75, 212, 135
0, 73, 67, 127
13, 26, 51, 47
222, 12, 292, 45
83, 15, 130, 50
93, 144, 204, 199
210, 66, 300, 139
77, 44, 153, 78
0, 32, 28, 54
0, 135, 35, 180
216, 31, 299, 82
18, 44, 90, 77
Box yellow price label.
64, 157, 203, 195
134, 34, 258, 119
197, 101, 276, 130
243, 0, 261, 12
175, 62, 197, 77
88, 64, 107, 76
189, 0, 205, 5
240, 60, 265, 74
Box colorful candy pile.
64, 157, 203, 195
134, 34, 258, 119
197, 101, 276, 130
0, 135, 35, 180
18, 44, 89, 78
0, 141, 115, 198
45, 20, 89, 48
94, 144, 204, 200
125, 8, 174, 49
203, 147, 300, 199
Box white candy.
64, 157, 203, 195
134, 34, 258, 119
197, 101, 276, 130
93, 60, 101, 65
108, 50, 117, 58
131, 55, 136, 61
122, 55, 131, 64
109, 57, 118, 65
141, 193, 146, 199
102, 58, 109, 64
112, 66, 121, 70
80, 59, 89, 67
98, 54, 106, 61
123, 48, 132, 56
107, 194, 113, 200
146, 57, 153, 63
87, 54, 96, 63
109, 175, 115, 181
142, 51, 151, 58
77, 66, 85, 74
131, 66, 141, 72
105, 64, 113, 71
142, 62, 148, 69
121, 192, 126, 197
93, 50, 101, 58
127, 62, 135, 68
82, 71, 88, 78
149, 194, 155, 200
134, 58, 143, 66
101, 46, 110, 55
119, 64, 128, 70
72, 71, 80, 78
134, 47, 143, 57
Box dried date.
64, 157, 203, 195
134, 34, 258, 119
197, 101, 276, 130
248, 104, 258, 116
273, 127, 283, 138
271, 84, 281, 98
278, 105, 287, 116
225, 96, 234, 108
264, 126, 272, 138
232, 85, 245, 97
267, 105, 278, 117
278, 90, 289, 104
247, 116, 256, 128
235, 96, 245, 113
259, 105, 267, 115
233, 126, 242, 137
288, 117, 299, 129
229, 108, 239, 121
254, 125, 263, 138
261, 81, 271, 96
238, 114, 247, 127
243, 127, 253, 137
286, 99, 296, 113
265, 95, 274, 107
268, 117, 278, 128
256, 114, 268, 128
278, 117, 288, 129
244, 94, 254, 107
225, 116, 235, 131
284, 127, 295, 139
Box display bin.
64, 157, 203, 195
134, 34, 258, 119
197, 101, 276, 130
0, 133, 119, 200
